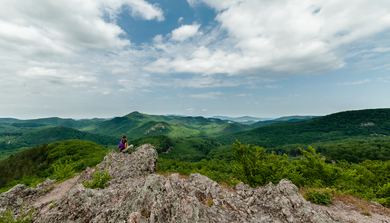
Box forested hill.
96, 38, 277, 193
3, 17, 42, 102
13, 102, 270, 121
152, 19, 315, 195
0, 118, 21, 123
0, 126, 119, 151
217, 108, 390, 148
88, 111, 248, 138
249, 115, 320, 128
0, 139, 108, 189
0, 117, 107, 134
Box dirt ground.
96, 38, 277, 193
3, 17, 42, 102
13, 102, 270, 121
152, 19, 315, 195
33, 175, 80, 214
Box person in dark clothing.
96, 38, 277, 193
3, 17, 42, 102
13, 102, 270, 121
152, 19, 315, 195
118, 135, 133, 153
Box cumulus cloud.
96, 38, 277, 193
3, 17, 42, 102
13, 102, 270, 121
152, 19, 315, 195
171, 24, 201, 41
0, 0, 164, 60
0, 0, 165, 110
1, 0, 390, 118
147, 0, 390, 76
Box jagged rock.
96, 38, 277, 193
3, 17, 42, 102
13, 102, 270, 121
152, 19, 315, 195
0, 178, 57, 216
1, 144, 342, 222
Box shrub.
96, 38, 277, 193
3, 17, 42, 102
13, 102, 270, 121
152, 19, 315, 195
305, 188, 335, 205
375, 183, 390, 207
81, 170, 112, 189
51, 160, 75, 182
232, 140, 298, 187
82, 153, 113, 189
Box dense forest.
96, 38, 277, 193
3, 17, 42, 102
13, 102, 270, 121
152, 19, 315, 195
217, 108, 390, 147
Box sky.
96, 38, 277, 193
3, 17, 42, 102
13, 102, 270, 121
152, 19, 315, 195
0, 0, 390, 119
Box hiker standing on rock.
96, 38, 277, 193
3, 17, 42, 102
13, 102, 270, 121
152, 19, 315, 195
118, 135, 133, 153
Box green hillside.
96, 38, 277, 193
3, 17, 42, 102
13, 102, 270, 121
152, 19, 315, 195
273, 115, 321, 122
159, 137, 220, 162
0, 126, 119, 153
127, 135, 173, 154
250, 115, 320, 128
0, 122, 48, 133
88, 111, 246, 138
218, 108, 390, 148
0, 140, 108, 189
0, 118, 21, 123
0, 117, 106, 132
217, 123, 247, 133
20, 117, 106, 130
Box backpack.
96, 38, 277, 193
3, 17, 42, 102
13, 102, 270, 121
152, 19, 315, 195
118, 140, 125, 152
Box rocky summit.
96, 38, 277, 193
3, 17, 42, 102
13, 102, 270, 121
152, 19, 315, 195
1, 144, 343, 222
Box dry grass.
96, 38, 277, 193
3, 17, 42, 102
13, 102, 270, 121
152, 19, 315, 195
298, 187, 307, 197
299, 187, 390, 217
334, 193, 389, 217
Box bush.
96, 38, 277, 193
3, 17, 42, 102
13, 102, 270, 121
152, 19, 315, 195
375, 183, 390, 207
82, 153, 112, 189
51, 160, 75, 182
232, 140, 298, 187
82, 170, 112, 189
305, 188, 335, 205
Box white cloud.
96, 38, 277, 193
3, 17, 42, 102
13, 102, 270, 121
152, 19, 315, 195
335, 79, 371, 86
178, 17, 184, 23
0, 0, 164, 59
1, 0, 390, 118
378, 77, 390, 83
148, 0, 390, 76
265, 85, 280, 89
372, 47, 390, 53
171, 24, 201, 41
18, 67, 97, 84
202, 108, 207, 111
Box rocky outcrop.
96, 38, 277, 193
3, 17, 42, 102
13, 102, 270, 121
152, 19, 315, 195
1, 144, 342, 222
0, 178, 57, 216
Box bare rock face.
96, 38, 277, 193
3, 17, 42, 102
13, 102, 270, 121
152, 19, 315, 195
1, 144, 341, 222
77, 144, 158, 185
0, 179, 56, 216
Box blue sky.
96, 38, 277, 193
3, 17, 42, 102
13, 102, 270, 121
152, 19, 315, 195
0, 0, 389, 119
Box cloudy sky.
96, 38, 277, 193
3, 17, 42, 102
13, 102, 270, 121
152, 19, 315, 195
1, 0, 390, 119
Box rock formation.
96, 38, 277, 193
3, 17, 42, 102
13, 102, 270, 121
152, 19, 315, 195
0, 144, 356, 222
